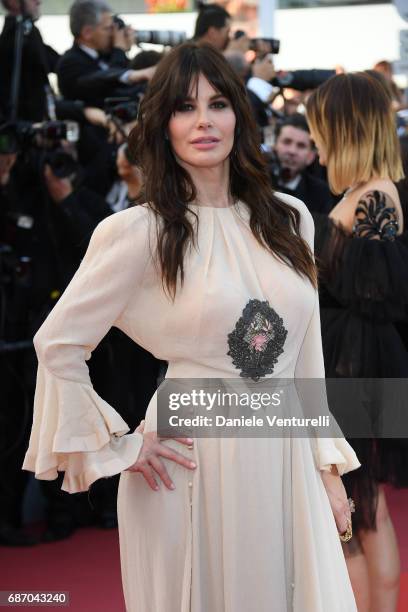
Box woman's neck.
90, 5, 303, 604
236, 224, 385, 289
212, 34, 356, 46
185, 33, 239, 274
185, 162, 233, 208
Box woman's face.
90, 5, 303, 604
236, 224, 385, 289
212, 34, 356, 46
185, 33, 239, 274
167, 73, 236, 171
309, 128, 327, 166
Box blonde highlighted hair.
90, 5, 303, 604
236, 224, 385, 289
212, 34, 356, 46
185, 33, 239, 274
306, 72, 404, 194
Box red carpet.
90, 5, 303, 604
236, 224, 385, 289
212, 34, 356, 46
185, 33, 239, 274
1, 487, 407, 611
0, 527, 125, 611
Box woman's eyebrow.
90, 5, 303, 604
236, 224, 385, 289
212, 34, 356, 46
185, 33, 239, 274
183, 93, 226, 102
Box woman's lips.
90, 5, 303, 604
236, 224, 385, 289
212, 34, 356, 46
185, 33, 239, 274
190, 138, 220, 150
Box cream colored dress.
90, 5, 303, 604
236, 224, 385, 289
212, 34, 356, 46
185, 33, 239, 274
23, 194, 360, 612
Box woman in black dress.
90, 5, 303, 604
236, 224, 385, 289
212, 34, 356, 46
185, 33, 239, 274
307, 72, 408, 612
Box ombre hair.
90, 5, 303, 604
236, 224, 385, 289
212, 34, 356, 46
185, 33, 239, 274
306, 72, 404, 195
130, 43, 317, 298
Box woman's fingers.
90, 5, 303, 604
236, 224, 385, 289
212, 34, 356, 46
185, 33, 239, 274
333, 499, 351, 534
160, 436, 194, 447
139, 464, 160, 491
320, 470, 353, 537
158, 443, 197, 470
125, 432, 196, 490
336, 513, 349, 535
149, 455, 175, 490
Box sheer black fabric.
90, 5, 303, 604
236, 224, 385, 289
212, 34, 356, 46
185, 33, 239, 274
314, 190, 408, 532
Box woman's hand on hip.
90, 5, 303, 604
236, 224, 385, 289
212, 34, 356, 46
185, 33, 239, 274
125, 420, 196, 491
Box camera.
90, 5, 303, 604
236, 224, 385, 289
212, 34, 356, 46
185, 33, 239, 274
113, 14, 126, 30
250, 38, 280, 55
136, 30, 186, 47
104, 97, 140, 124
44, 149, 78, 179
0, 120, 79, 154
0, 120, 80, 179
272, 69, 336, 91
113, 14, 186, 47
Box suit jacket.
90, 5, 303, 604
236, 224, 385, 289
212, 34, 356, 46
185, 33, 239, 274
57, 44, 141, 108
277, 172, 335, 214
246, 88, 271, 129
0, 16, 59, 121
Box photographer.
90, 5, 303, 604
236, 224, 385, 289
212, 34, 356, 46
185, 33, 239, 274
57, 0, 155, 109
246, 54, 278, 128
0, 121, 116, 542
0, 0, 60, 121
224, 50, 278, 129
270, 113, 334, 213
0, 142, 62, 545
193, 2, 231, 51
43, 164, 112, 284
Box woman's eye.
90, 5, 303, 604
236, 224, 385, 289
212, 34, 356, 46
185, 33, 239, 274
211, 101, 228, 109
179, 103, 194, 112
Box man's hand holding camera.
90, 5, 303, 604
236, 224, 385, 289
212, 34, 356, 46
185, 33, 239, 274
113, 22, 135, 53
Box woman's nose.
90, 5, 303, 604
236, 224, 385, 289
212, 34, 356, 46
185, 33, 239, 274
196, 107, 213, 129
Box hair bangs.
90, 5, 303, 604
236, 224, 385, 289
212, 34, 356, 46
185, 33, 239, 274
167, 46, 237, 116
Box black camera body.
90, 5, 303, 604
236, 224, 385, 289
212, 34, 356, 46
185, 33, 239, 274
104, 97, 139, 124
0, 120, 79, 154
272, 69, 336, 91
250, 38, 280, 55
0, 120, 80, 179
113, 14, 126, 30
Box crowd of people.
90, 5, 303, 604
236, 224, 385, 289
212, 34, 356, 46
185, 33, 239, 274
1, 0, 408, 610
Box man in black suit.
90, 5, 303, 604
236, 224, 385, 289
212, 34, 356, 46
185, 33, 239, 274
0, 0, 60, 121
58, 0, 155, 108
272, 113, 335, 214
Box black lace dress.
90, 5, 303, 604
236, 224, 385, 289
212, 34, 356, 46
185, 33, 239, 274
314, 190, 408, 536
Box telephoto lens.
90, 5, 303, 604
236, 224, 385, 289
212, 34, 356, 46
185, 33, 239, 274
135, 30, 187, 46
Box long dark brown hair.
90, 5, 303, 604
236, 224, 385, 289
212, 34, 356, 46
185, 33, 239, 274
129, 43, 316, 297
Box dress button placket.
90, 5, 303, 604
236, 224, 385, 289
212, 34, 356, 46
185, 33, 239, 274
188, 440, 194, 506
188, 403, 194, 506
188, 479, 193, 506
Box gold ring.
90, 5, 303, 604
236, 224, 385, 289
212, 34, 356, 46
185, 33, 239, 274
339, 518, 353, 543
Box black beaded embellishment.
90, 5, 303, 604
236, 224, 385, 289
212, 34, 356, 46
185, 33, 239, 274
353, 190, 399, 241
227, 299, 288, 381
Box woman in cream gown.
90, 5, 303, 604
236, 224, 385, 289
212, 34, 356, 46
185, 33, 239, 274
23, 44, 360, 611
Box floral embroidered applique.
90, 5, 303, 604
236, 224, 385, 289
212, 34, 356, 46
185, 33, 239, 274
353, 190, 399, 241
227, 299, 287, 381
